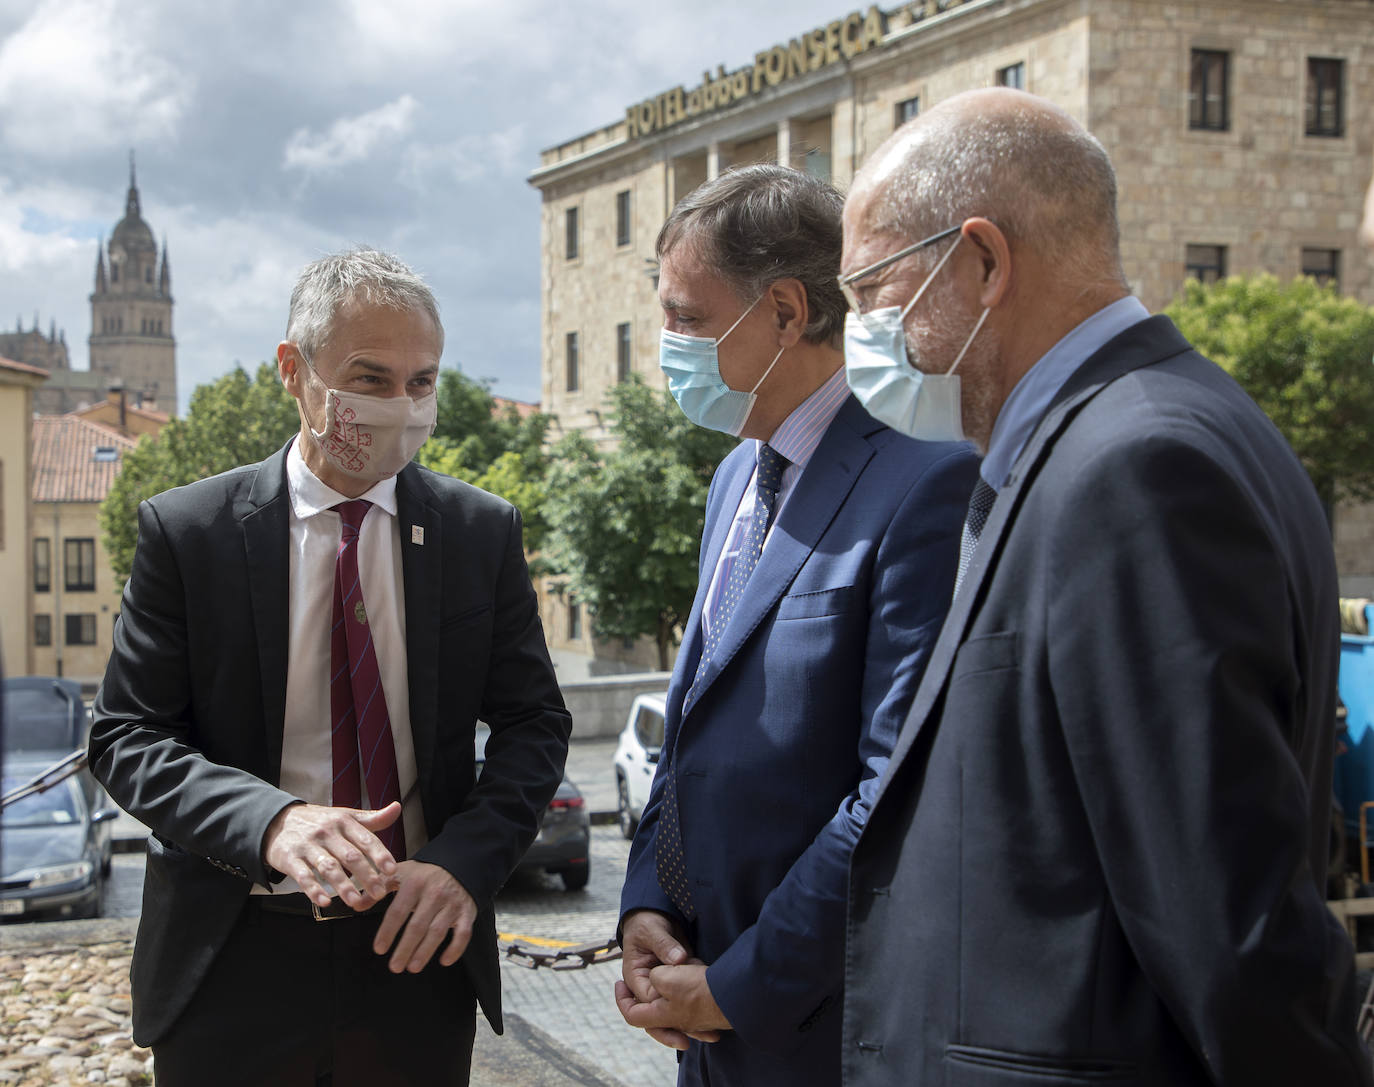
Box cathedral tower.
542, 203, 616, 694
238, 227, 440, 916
89, 153, 175, 411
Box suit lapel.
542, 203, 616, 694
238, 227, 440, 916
241, 444, 292, 782
686, 398, 877, 712
672, 450, 750, 718
396, 464, 443, 804
875, 316, 1195, 787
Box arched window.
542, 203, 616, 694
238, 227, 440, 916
111, 263, 118, 283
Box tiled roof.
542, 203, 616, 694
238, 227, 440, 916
492, 395, 540, 419
73, 401, 171, 426
32, 414, 137, 503
0, 354, 49, 379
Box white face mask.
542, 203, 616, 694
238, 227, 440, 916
843, 235, 988, 442
299, 355, 436, 481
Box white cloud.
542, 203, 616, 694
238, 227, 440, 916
283, 95, 420, 173
0, 0, 187, 156
401, 126, 527, 186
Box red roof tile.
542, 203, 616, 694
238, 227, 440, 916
32, 414, 138, 503
0, 354, 49, 379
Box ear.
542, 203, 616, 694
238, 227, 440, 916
277, 341, 304, 399
960, 218, 1012, 309
767, 277, 810, 349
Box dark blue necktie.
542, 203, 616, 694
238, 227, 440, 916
657, 443, 788, 918
953, 477, 997, 599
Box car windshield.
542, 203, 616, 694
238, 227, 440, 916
0, 776, 81, 828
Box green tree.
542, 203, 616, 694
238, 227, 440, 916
543, 377, 738, 670
1165, 274, 1374, 508
419, 370, 552, 551
101, 364, 299, 583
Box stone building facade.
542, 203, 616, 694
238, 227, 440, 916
28, 415, 138, 687
0, 357, 47, 676
530, 0, 1374, 655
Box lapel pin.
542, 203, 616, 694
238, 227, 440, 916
411, 526, 424, 545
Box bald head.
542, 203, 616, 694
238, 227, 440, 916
851, 89, 1126, 288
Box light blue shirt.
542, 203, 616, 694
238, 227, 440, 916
980, 296, 1151, 489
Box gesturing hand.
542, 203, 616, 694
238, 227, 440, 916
262, 800, 400, 909
373, 860, 478, 974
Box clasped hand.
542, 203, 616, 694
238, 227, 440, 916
262, 801, 476, 973
615, 909, 730, 1050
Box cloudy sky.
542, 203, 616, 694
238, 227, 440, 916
0, 0, 853, 411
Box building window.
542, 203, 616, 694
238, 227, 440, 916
565, 331, 580, 393
895, 96, 920, 126
33, 538, 51, 592
615, 190, 632, 248
111, 263, 118, 283
34, 614, 52, 647
64, 537, 96, 592
565, 207, 579, 260
1306, 58, 1344, 138
1185, 244, 1227, 284
1188, 49, 1229, 131
568, 600, 582, 641
996, 63, 1025, 90
1301, 247, 1340, 287
65, 613, 97, 646
145, 266, 152, 284
616, 322, 633, 383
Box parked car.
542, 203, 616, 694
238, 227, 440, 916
613, 693, 667, 840
2, 677, 90, 754
1, 755, 117, 920
475, 725, 590, 891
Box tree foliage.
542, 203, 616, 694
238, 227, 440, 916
101, 364, 299, 583
418, 370, 552, 552
542, 377, 738, 670
1165, 274, 1374, 507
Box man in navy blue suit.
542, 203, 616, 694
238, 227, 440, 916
614, 164, 978, 1084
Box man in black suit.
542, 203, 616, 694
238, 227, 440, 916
838, 89, 1372, 1084
90, 247, 570, 1086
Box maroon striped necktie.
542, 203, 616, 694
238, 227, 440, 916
330, 499, 406, 861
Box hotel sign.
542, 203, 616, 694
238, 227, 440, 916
625, 7, 887, 140
623, 2, 975, 141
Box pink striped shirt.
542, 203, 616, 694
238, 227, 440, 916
701, 366, 852, 641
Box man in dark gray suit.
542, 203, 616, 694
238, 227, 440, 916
838, 89, 1371, 1084
91, 248, 570, 1086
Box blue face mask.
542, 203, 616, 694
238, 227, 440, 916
842, 235, 987, 442
659, 295, 786, 436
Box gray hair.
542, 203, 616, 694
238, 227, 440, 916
861, 99, 1127, 289
284, 246, 444, 359
657, 164, 848, 346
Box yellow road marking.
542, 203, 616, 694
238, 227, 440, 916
497, 931, 579, 948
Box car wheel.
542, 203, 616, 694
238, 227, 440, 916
560, 864, 590, 891
617, 774, 637, 840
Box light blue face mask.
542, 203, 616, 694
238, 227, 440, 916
843, 234, 987, 442
659, 295, 786, 436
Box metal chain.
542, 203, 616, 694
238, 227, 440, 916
500, 936, 622, 971
0, 749, 88, 810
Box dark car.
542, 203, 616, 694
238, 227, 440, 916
1, 755, 117, 920
2, 677, 91, 754
476, 725, 590, 891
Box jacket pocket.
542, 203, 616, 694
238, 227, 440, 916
945, 1044, 1138, 1084
950, 631, 1018, 679
775, 586, 855, 621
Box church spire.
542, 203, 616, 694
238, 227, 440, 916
94, 238, 107, 291
126, 149, 141, 220
159, 237, 170, 294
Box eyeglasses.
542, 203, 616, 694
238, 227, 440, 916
837, 225, 962, 314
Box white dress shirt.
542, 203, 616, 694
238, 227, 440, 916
252, 438, 427, 894
701, 366, 851, 642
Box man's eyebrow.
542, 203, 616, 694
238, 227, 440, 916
660, 295, 688, 312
